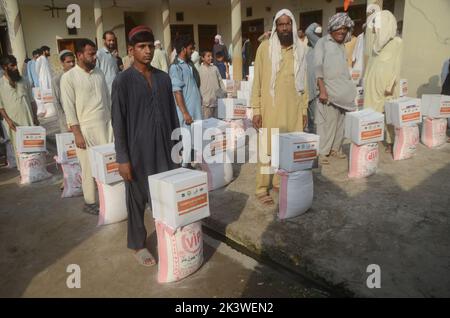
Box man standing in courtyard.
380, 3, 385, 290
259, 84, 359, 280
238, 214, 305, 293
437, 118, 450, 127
251, 9, 308, 207
112, 26, 180, 266
96, 31, 120, 95
60, 39, 113, 215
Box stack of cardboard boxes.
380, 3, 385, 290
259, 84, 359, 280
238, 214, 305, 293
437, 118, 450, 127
148, 168, 210, 283
16, 126, 52, 184
271, 132, 320, 219
345, 109, 385, 178
89, 143, 127, 226
55, 133, 82, 197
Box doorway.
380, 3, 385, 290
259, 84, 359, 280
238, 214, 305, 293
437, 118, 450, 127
198, 24, 217, 53
57, 38, 84, 53
241, 18, 264, 63
170, 24, 194, 45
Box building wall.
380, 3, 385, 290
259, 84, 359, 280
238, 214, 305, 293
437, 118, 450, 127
401, 0, 450, 96
20, 4, 135, 59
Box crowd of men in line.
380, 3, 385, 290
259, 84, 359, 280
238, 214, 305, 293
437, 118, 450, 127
0, 5, 449, 266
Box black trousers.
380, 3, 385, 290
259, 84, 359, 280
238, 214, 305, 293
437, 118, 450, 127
125, 179, 150, 250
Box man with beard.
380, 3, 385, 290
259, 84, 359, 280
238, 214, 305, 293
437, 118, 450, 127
314, 13, 357, 165
169, 35, 201, 167
251, 9, 308, 207
0, 55, 39, 161
35, 45, 53, 90
112, 26, 180, 266
96, 31, 120, 95
169, 35, 201, 128
60, 39, 113, 215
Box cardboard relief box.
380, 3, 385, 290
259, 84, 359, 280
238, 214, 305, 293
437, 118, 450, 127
271, 132, 320, 172
56, 133, 78, 163
345, 109, 385, 145
355, 87, 364, 110
385, 97, 422, 127
421, 94, 450, 119
217, 98, 248, 120
191, 118, 234, 158
399, 79, 408, 98
89, 143, 122, 184
16, 126, 46, 153
148, 168, 210, 229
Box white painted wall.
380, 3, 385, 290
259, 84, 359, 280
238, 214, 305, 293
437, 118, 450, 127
401, 0, 450, 96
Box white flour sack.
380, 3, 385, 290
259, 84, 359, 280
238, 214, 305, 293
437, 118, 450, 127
96, 181, 128, 226
156, 220, 204, 283
19, 152, 52, 184
61, 162, 83, 198
393, 125, 419, 161
277, 170, 314, 220
421, 118, 447, 148
348, 142, 379, 179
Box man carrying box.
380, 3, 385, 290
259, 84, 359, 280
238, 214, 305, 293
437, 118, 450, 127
112, 26, 180, 267
251, 9, 308, 207
60, 39, 113, 215
0, 55, 39, 162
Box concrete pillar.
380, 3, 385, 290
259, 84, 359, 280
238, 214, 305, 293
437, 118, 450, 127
94, 0, 104, 46
231, 0, 242, 81
0, 0, 27, 71
161, 0, 171, 52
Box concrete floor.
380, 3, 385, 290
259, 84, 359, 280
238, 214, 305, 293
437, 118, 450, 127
204, 141, 450, 297
0, 155, 325, 298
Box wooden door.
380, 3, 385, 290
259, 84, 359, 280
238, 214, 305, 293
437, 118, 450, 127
57, 39, 79, 53
241, 18, 264, 63
198, 24, 217, 53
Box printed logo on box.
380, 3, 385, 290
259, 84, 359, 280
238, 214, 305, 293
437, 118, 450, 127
23, 133, 45, 147
176, 183, 208, 216
440, 100, 450, 114
360, 121, 383, 140
233, 106, 247, 118
292, 142, 318, 162
103, 153, 118, 174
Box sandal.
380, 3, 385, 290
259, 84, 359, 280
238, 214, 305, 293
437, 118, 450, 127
83, 203, 99, 215
255, 193, 275, 207
385, 144, 393, 154
134, 249, 156, 267
329, 150, 347, 159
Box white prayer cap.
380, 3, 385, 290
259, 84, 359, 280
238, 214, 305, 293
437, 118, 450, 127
58, 49, 73, 60
314, 26, 322, 34
154, 40, 161, 46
